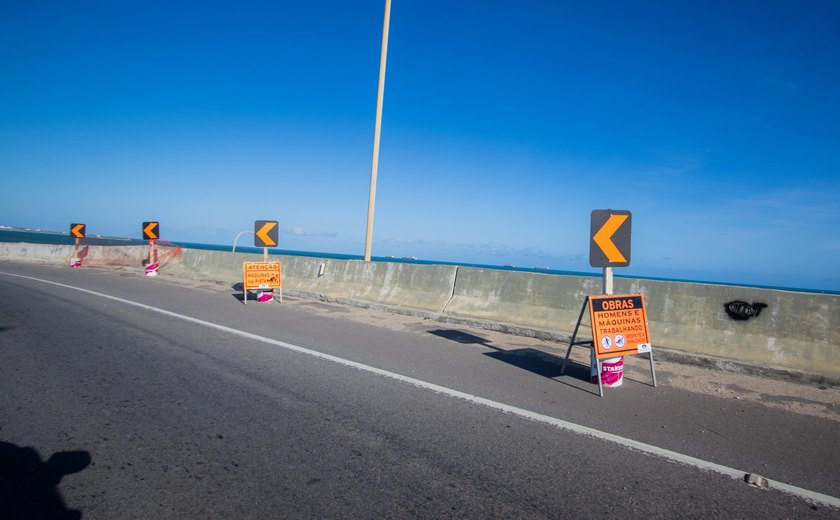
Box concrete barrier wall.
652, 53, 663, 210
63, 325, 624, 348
164, 249, 458, 313
2, 243, 837, 379
279, 256, 458, 312
0, 243, 75, 264
443, 267, 602, 331
447, 267, 840, 377
612, 278, 840, 376
0, 243, 149, 266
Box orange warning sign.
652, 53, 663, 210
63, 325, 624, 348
243, 261, 282, 290
589, 294, 652, 359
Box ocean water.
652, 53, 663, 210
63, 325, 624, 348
1, 227, 836, 295
0, 228, 585, 277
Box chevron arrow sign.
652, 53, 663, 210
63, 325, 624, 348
70, 223, 86, 239
142, 221, 160, 240
590, 210, 631, 267
254, 220, 279, 248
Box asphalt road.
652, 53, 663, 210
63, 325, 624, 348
1, 261, 838, 519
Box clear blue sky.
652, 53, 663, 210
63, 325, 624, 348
1, 1, 838, 290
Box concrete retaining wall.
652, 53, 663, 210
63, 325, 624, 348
2, 242, 837, 379
278, 256, 458, 312
448, 267, 839, 378
444, 267, 602, 331
166, 249, 458, 313
0, 243, 150, 267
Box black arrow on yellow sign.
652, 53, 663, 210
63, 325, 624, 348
254, 220, 278, 247
590, 210, 631, 267
70, 223, 86, 239
142, 221, 159, 240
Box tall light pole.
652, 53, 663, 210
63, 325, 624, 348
364, 0, 392, 262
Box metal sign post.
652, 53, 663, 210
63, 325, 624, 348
142, 221, 160, 276
69, 223, 85, 267
597, 266, 614, 395
561, 209, 649, 396
249, 220, 280, 303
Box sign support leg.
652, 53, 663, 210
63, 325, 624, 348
596, 358, 604, 397
649, 349, 657, 387
561, 297, 590, 375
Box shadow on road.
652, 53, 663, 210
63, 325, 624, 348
427, 329, 591, 385
231, 282, 246, 302
0, 441, 91, 520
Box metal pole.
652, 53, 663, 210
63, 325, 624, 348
603, 266, 614, 296
595, 266, 615, 397
364, 0, 392, 262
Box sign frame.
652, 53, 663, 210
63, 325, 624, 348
561, 293, 657, 397
589, 294, 651, 359
242, 261, 283, 304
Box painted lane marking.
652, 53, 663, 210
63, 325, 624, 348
2, 271, 838, 509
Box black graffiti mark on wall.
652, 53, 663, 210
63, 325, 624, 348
724, 300, 768, 321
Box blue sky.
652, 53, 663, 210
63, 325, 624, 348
1, 1, 838, 291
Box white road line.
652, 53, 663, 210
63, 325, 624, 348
3, 270, 839, 509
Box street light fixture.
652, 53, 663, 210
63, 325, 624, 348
232, 230, 254, 253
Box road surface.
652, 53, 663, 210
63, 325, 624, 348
1, 261, 838, 519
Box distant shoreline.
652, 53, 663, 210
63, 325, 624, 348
1, 226, 837, 295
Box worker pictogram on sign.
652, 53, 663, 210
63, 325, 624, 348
590, 210, 631, 267
142, 221, 160, 240
254, 220, 278, 248
70, 223, 86, 239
